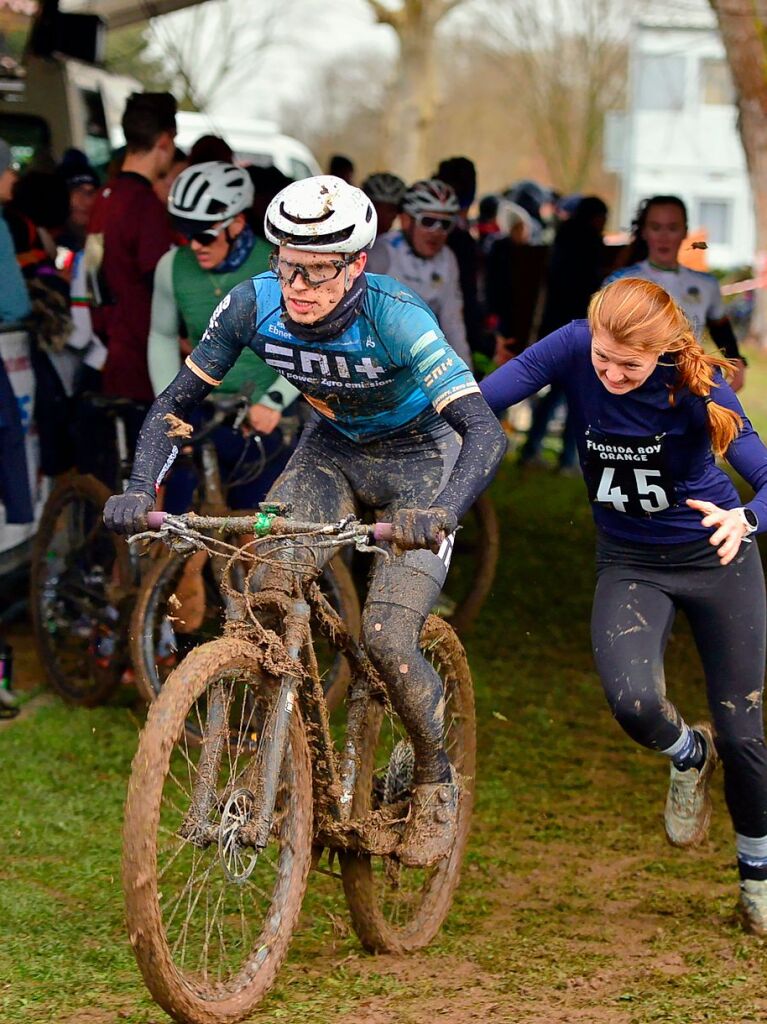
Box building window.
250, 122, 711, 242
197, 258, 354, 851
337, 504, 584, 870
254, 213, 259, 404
636, 54, 686, 111
697, 199, 733, 245
700, 57, 735, 105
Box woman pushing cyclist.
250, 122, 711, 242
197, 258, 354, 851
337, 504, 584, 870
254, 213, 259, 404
482, 276, 767, 934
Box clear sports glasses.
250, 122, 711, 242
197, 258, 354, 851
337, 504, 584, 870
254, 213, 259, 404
269, 252, 352, 287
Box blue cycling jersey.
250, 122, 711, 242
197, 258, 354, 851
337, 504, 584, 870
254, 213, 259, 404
186, 272, 479, 442
480, 319, 767, 543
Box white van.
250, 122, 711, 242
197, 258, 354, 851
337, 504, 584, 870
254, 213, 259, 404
173, 111, 321, 180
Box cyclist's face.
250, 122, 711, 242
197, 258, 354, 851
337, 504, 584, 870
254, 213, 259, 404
190, 215, 244, 270
591, 330, 658, 394
642, 204, 687, 268
277, 246, 367, 323
402, 212, 453, 258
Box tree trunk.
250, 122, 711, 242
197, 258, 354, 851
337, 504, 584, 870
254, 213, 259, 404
388, 20, 438, 179
710, 0, 767, 344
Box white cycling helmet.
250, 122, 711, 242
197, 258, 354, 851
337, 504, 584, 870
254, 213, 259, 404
168, 161, 254, 233
402, 178, 460, 217
362, 172, 406, 206
264, 174, 377, 253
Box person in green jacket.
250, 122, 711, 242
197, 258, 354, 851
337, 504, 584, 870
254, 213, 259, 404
148, 161, 299, 511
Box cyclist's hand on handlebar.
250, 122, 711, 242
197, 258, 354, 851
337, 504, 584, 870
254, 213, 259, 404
103, 490, 155, 534
246, 403, 281, 435
390, 506, 457, 555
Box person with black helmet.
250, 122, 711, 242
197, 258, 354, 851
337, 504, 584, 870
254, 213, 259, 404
104, 174, 506, 867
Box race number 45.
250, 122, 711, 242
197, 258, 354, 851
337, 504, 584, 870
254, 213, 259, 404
595, 468, 670, 513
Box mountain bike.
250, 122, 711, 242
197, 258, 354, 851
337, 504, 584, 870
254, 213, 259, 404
122, 507, 475, 1024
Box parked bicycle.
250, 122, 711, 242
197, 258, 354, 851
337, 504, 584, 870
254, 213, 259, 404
123, 507, 475, 1024
29, 395, 137, 705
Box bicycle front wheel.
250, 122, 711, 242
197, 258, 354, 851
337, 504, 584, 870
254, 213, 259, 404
30, 473, 131, 705
340, 615, 476, 953
123, 637, 313, 1024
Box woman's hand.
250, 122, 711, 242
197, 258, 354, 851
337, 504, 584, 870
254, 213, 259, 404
729, 358, 746, 394
686, 498, 749, 565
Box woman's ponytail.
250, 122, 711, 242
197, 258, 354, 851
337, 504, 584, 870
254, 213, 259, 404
672, 335, 742, 456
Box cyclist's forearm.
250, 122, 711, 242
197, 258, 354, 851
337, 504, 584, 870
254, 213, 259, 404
127, 365, 213, 498
434, 393, 506, 520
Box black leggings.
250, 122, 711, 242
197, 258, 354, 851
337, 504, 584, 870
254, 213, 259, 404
592, 532, 767, 839
261, 411, 460, 785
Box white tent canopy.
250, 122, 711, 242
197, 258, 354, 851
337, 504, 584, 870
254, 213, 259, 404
60, 0, 205, 29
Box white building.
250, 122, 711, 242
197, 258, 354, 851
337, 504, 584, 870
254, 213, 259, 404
605, 6, 755, 269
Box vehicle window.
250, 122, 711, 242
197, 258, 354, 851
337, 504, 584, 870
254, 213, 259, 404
78, 87, 111, 176
289, 158, 311, 180
234, 150, 272, 167
0, 112, 51, 169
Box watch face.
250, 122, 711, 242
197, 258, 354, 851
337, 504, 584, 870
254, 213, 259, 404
744, 508, 758, 529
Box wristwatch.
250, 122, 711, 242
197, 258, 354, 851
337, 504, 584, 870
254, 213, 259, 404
737, 507, 759, 535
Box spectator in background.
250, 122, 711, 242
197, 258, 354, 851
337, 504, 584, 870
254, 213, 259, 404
86, 92, 176, 411
519, 196, 609, 473
485, 200, 537, 364
328, 153, 354, 184
0, 140, 29, 325
505, 180, 554, 245
435, 156, 485, 357
56, 149, 99, 253
154, 146, 188, 207
6, 170, 70, 276
476, 194, 501, 253
246, 164, 293, 238
367, 178, 472, 366
188, 134, 233, 166
362, 171, 406, 235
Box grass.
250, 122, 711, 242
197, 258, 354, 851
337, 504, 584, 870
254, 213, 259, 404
4, 346, 767, 1023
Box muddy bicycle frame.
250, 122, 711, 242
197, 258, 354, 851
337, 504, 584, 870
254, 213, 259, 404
142, 509, 397, 859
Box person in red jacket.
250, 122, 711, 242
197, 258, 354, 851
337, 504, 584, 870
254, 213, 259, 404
87, 92, 177, 414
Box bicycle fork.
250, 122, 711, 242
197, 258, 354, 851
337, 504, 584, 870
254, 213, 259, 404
241, 598, 309, 850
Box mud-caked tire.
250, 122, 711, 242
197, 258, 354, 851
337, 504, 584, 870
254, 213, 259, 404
340, 615, 476, 953
123, 637, 313, 1024
30, 473, 131, 705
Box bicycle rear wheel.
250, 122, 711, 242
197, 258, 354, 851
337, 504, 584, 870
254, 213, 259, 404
131, 552, 359, 711
340, 615, 476, 953
123, 637, 312, 1024
29, 473, 132, 705
443, 493, 499, 637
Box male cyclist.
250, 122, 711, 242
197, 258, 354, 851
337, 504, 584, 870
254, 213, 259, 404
149, 161, 299, 512
366, 178, 472, 366
104, 175, 506, 866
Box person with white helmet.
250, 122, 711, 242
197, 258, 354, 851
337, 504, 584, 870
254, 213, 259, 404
362, 171, 406, 234
104, 173, 506, 867
366, 178, 472, 367
148, 160, 300, 512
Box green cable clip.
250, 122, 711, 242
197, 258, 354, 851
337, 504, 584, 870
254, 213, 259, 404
254, 512, 276, 537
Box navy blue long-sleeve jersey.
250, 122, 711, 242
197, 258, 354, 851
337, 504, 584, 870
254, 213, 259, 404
480, 319, 767, 544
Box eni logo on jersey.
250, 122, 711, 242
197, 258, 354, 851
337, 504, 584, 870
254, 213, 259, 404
263, 343, 387, 382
